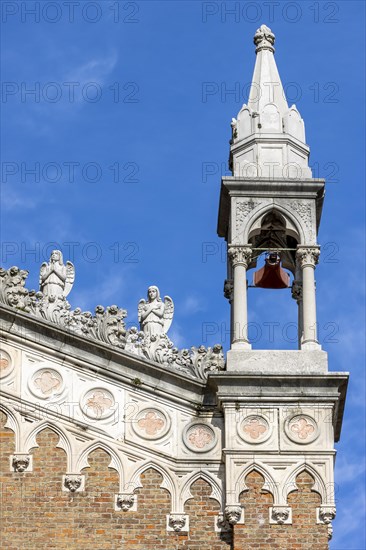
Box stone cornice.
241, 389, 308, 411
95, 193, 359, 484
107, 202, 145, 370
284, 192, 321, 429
0, 304, 212, 408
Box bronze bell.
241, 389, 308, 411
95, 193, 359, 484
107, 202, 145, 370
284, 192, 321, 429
253, 253, 290, 289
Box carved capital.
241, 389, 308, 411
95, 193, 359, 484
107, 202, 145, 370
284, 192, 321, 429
64, 474, 82, 492
291, 281, 303, 302
228, 246, 252, 268
319, 506, 336, 524
271, 506, 290, 525
168, 514, 188, 532
296, 246, 320, 268
116, 493, 135, 512
12, 454, 30, 473
223, 279, 234, 301
224, 505, 242, 525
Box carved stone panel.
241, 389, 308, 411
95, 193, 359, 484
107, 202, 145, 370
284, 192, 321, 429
31, 369, 63, 398
132, 408, 170, 440
80, 388, 116, 420
0, 349, 13, 378
183, 422, 217, 453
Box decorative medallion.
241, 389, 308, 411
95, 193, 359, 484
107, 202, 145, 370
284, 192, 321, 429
285, 414, 319, 444
132, 408, 170, 440
31, 369, 63, 398
0, 349, 13, 378
81, 389, 115, 420
239, 415, 271, 444
183, 423, 217, 453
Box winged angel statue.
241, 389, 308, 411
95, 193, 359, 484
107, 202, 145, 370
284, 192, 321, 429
138, 286, 174, 338
39, 250, 75, 299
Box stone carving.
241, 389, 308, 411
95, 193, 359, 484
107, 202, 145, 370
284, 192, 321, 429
168, 514, 187, 532
228, 246, 252, 268
242, 416, 269, 441
82, 389, 115, 419
137, 411, 165, 436
254, 24, 275, 53
223, 279, 233, 301
289, 416, 315, 440
138, 286, 174, 338
327, 524, 333, 541
40, 250, 75, 298
33, 369, 62, 396
291, 280, 303, 302
296, 247, 320, 268
272, 507, 290, 524
230, 117, 238, 141
235, 200, 256, 233
224, 505, 242, 525
285, 414, 318, 444
187, 425, 214, 450
216, 513, 232, 532
12, 454, 30, 473
64, 474, 82, 492
290, 201, 313, 239
0, 349, 12, 377
319, 506, 336, 524
0, 264, 225, 380
116, 494, 135, 511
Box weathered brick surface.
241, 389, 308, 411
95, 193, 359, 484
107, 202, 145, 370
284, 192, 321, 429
234, 470, 328, 550
0, 413, 231, 549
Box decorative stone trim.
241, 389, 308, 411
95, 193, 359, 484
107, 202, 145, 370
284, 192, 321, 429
269, 506, 292, 525
291, 281, 303, 302
11, 454, 31, 473
30, 368, 64, 399
63, 474, 84, 493
0, 349, 14, 378
228, 246, 252, 269
223, 279, 233, 302
167, 513, 189, 532
317, 506, 336, 524
183, 422, 217, 453
238, 414, 271, 444
132, 407, 170, 440
224, 505, 244, 525
115, 493, 136, 512
80, 388, 116, 420
284, 414, 319, 445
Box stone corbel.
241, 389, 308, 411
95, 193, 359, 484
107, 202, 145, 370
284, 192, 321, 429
224, 504, 244, 525
63, 474, 84, 493
269, 506, 292, 525
11, 453, 31, 473
215, 512, 232, 532
167, 513, 189, 532
317, 506, 336, 524
115, 493, 136, 512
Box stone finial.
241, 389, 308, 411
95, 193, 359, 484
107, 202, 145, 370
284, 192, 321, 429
254, 24, 275, 53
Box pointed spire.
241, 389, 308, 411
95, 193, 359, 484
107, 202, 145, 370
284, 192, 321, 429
248, 25, 288, 117
229, 25, 311, 179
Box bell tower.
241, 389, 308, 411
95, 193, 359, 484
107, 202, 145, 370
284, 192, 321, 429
214, 25, 348, 547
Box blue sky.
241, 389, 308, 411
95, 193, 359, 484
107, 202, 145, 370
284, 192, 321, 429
1, 1, 365, 547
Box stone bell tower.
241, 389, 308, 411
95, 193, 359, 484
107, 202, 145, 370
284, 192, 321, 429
214, 25, 348, 547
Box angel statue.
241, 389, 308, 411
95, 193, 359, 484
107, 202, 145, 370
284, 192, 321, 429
39, 250, 75, 299
138, 286, 174, 338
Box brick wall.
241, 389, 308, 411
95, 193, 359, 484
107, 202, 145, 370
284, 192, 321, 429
234, 470, 328, 550
0, 412, 232, 550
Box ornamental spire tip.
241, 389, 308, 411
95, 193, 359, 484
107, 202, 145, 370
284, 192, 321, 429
254, 24, 275, 54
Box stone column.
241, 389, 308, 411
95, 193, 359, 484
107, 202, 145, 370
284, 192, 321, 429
224, 279, 234, 345
228, 246, 252, 349
296, 246, 320, 350
291, 274, 303, 350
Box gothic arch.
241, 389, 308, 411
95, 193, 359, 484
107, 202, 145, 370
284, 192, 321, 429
0, 403, 20, 449
180, 469, 223, 510
76, 441, 124, 488
244, 203, 304, 245
24, 420, 72, 471
129, 460, 177, 508
235, 463, 279, 503
283, 463, 327, 504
